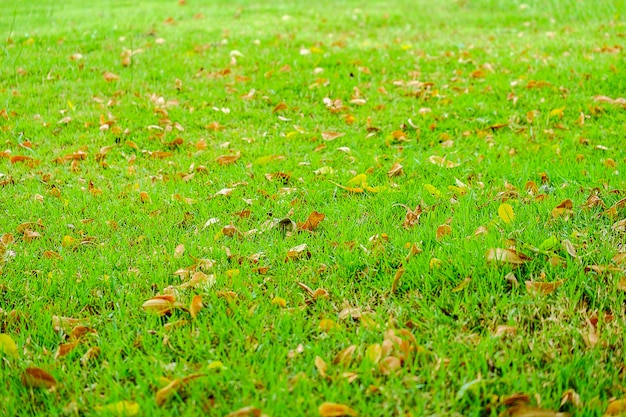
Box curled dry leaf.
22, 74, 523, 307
391, 267, 405, 294
21, 367, 57, 389
387, 162, 404, 177
189, 295, 203, 319
551, 199, 574, 218
333, 345, 356, 366
286, 243, 310, 260
429, 155, 460, 168
318, 402, 358, 417
55, 340, 80, 359
486, 248, 530, 265
142, 294, 176, 316
378, 356, 402, 375
525, 280, 564, 295
156, 378, 182, 406
400, 205, 422, 229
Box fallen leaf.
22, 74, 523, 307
318, 402, 358, 417
156, 378, 182, 406
322, 132, 345, 141
142, 294, 176, 316
189, 295, 203, 319
0, 334, 19, 358
55, 340, 80, 359
436, 224, 452, 240
387, 162, 404, 177
391, 267, 405, 294
21, 367, 57, 389
551, 199, 574, 218
315, 356, 328, 377
332, 345, 356, 366
286, 243, 310, 260
429, 155, 460, 168
525, 280, 564, 295
502, 404, 567, 417
605, 398, 626, 415
174, 244, 185, 258
300, 211, 325, 231
216, 153, 241, 166
486, 248, 530, 265
498, 203, 515, 223
225, 406, 263, 417
95, 401, 140, 417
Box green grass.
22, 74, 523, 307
0, 0, 625, 415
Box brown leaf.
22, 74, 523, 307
551, 199, 574, 218
216, 152, 241, 166
605, 398, 626, 415
436, 224, 452, 240
502, 405, 568, 417
80, 346, 100, 365
315, 356, 328, 377
225, 406, 263, 417
391, 267, 405, 294
321, 132, 345, 141
429, 155, 460, 168
525, 280, 564, 295
318, 402, 358, 417
300, 211, 325, 231
103, 71, 120, 82
55, 340, 80, 359
156, 378, 182, 406
401, 205, 422, 229
332, 345, 356, 366
142, 295, 176, 316
286, 243, 310, 261
189, 295, 203, 319
21, 367, 57, 389
387, 162, 404, 177
486, 248, 530, 265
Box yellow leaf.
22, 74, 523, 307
424, 184, 442, 197
318, 402, 358, 417
0, 334, 19, 358
346, 174, 367, 186
549, 107, 565, 118
95, 401, 140, 417
498, 203, 515, 223
272, 296, 287, 307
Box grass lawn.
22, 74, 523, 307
1, 0, 625, 415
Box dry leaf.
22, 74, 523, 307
605, 398, 626, 416
286, 243, 310, 260
387, 162, 404, 177
21, 367, 57, 389
321, 132, 345, 141
103, 71, 120, 82
189, 295, 203, 319
216, 153, 241, 166
502, 404, 567, 417
55, 340, 80, 359
225, 406, 263, 417
525, 280, 564, 295
174, 244, 185, 258
436, 224, 452, 240
318, 402, 358, 417
486, 248, 530, 265
551, 199, 574, 218
429, 155, 460, 168
391, 267, 405, 294
332, 345, 356, 366
142, 295, 176, 316
401, 205, 422, 229
300, 211, 325, 231
156, 378, 182, 406
561, 239, 577, 258
315, 356, 328, 377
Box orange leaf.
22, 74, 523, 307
318, 402, 358, 417
55, 340, 80, 359
189, 295, 203, 319
436, 224, 452, 240
605, 398, 626, 415
21, 367, 57, 389
300, 211, 325, 231
225, 406, 263, 417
